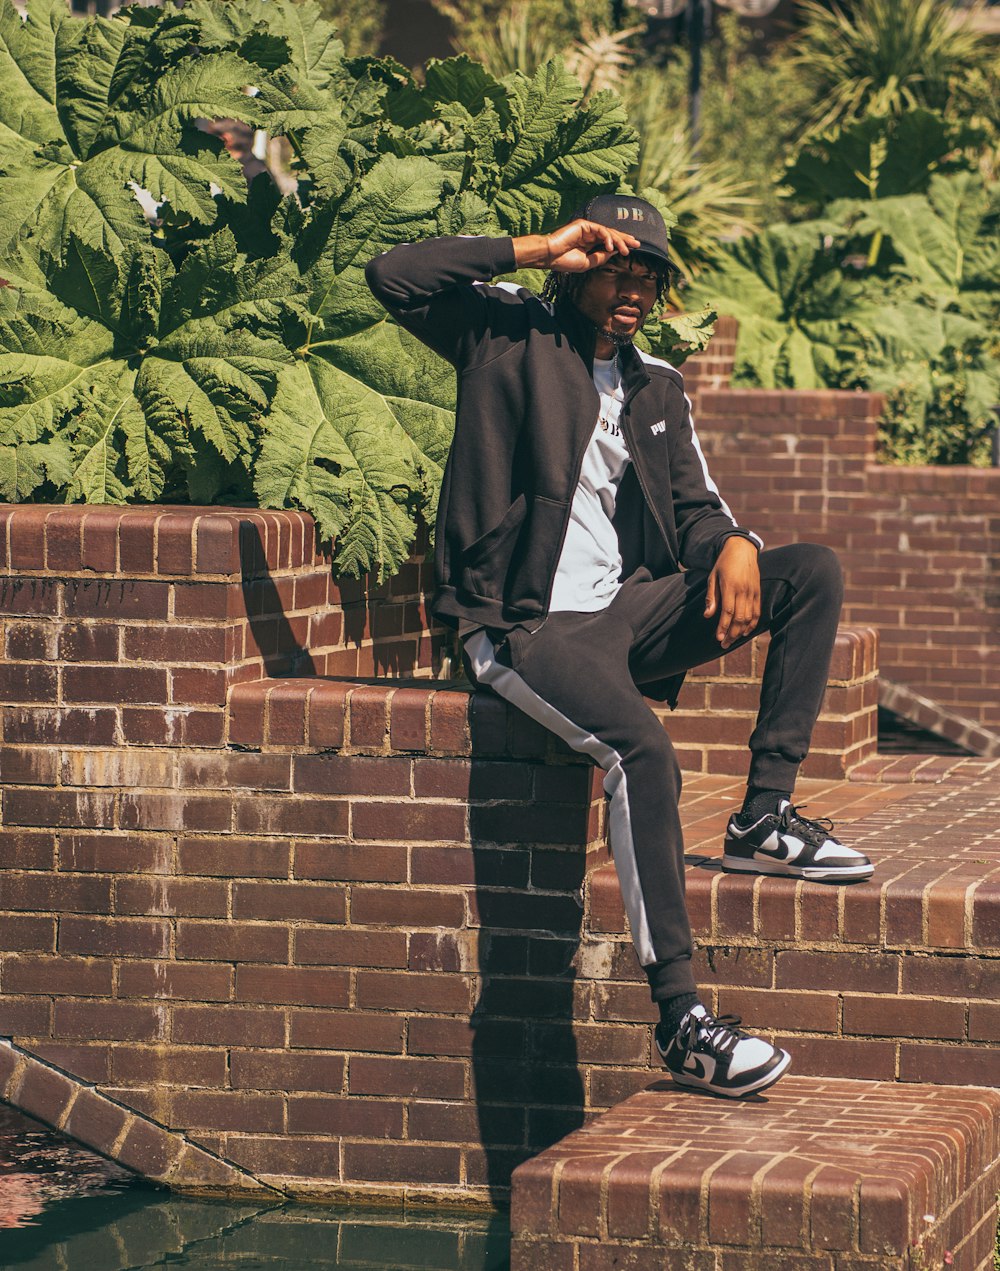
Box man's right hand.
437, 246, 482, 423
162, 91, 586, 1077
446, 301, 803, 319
512, 220, 642, 273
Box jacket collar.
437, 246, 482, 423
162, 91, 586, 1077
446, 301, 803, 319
554, 295, 650, 397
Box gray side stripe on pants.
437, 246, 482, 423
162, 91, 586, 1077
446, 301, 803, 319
464, 630, 657, 966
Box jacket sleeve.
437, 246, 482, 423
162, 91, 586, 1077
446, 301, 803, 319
365, 234, 518, 367
668, 388, 763, 572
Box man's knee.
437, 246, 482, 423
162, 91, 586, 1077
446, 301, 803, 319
804, 543, 843, 605
775, 542, 843, 605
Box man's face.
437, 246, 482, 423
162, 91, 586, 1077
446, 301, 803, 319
571, 253, 661, 346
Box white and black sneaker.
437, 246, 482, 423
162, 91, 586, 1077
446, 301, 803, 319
656, 1005, 791, 1097
723, 800, 874, 882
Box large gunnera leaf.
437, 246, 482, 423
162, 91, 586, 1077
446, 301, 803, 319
494, 63, 638, 234
784, 108, 984, 209
181, 0, 346, 92
0, 0, 649, 578
255, 153, 462, 576
855, 171, 1000, 322
0, 0, 324, 265
0, 228, 303, 503
688, 222, 870, 389
379, 56, 638, 236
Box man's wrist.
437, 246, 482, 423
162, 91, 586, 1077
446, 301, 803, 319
718, 532, 759, 558
722, 531, 758, 548
512, 234, 552, 269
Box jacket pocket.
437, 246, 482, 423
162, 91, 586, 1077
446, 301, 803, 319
461, 494, 528, 597
507, 494, 568, 610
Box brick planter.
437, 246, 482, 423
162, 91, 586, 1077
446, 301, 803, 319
0, 502, 995, 1211
0, 502, 877, 777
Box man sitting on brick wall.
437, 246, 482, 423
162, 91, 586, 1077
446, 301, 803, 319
365, 196, 874, 1099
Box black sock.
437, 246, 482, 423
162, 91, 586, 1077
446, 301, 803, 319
658, 992, 700, 1037
739, 786, 790, 824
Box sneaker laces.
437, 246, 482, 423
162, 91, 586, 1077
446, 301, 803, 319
779, 802, 836, 849
679, 1010, 749, 1062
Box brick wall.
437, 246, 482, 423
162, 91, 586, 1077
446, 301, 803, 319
0, 504, 448, 753
0, 505, 994, 1206
0, 692, 609, 1205
0, 505, 606, 1203
687, 353, 1000, 741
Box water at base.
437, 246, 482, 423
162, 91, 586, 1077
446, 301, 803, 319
0, 1106, 511, 1270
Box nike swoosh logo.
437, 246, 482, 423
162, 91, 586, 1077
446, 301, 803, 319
682, 1055, 706, 1079
755, 833, 803, 863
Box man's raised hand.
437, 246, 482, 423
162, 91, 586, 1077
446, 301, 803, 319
512, 220, 642, 273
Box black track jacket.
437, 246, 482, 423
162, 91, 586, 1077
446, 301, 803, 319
365, 234, 761, 703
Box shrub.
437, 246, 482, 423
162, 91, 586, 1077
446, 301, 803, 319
687, 170, 1000, 466
788, 0, 998, 134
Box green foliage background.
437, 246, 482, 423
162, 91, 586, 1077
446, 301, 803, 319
3, 0, 998, 579
681, 0, 1000, 467
0, 0, 709, 576
451, 0, 1000, 466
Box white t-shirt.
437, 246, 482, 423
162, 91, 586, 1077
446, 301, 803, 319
549, 354, 630, 612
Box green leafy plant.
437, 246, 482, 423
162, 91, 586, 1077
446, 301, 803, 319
378, 54, 638, 235
446, 0, 641, 97
0, 0, 323, 269
685, 221, 870, 389
855, 170, 1000, 323
640, 305, 717, 369
788, 0, 997, 134
852, 171, 1000, 461
0, 0, 651, 577
451, 1, 565, 80
430, 0, 616, 64
871, 345, 996, 466
683, 171, 1000, 465
784, 107, 984, 212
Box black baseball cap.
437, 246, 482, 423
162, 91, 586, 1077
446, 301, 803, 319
580, 193, 673, 271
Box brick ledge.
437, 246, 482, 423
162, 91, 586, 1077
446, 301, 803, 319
879, 678, 1000, 758
0, 1038, 278, 1195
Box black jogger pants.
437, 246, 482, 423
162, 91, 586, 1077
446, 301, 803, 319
464, 543, 844, 1002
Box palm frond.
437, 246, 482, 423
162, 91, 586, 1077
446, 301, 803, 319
789, 0, 996, 133
623, 69, 760, 277
565, 20, 644, 98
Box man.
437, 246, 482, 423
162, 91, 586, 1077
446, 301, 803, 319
366, 194, 874, 1099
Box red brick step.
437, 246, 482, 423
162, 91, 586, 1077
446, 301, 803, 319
510, 1076, 1000, 1270
585, 764, 1000, 1095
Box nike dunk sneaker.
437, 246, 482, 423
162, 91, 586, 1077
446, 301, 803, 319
723, 800, 874, 882
655, 1005, 791, 1097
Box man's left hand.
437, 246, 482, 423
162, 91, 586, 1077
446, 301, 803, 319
704, 537, 761, 649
